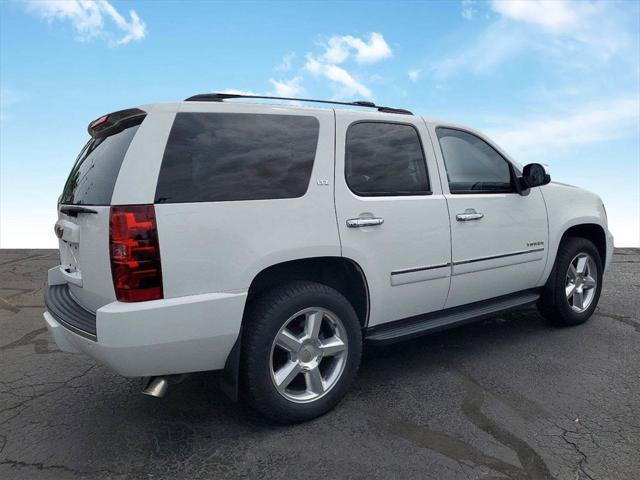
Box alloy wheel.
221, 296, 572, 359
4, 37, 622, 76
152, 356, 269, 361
565, 253, 597, 313
269, 307, 348, 403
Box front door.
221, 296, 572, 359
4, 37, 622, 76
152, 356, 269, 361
334, 111, 451, 327
429, 126, 548, 308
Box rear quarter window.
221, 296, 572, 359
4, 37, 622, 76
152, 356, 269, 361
61, 124, 140, 205
155, 113, 320, 203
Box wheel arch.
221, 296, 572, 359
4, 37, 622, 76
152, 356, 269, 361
244, 256, 370, 328
539, 222, 607, 313
221, 256, 370, 400
559, 223, 607, 265
539, 224, 606, 321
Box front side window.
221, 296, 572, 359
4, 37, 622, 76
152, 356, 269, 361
436, 128, 513, 194
345, 122, 430, 196
155, 113, 320, 203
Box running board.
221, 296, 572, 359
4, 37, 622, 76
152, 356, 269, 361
365, 290, 541, 345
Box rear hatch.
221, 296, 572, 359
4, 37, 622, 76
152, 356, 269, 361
55, 109, 145, 311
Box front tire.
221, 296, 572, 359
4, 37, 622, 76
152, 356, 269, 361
241, 281, 362, 423
539, 237, 603, 325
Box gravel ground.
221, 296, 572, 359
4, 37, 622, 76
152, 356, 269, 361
1, 248, 638, 480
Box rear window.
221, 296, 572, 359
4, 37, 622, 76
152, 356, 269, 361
61, 125, 140, 205
345, 122, 430, 196
154, 113, 320, 203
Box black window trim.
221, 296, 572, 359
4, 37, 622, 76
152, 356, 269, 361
344, 120, 433, 198
435, 126, 519, 196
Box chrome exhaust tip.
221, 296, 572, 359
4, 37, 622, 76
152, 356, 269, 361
142, 377, 169, 398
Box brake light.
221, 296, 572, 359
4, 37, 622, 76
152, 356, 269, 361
109, 205, 163, 302
90, 114, 109, 129
87, 108, 146, 138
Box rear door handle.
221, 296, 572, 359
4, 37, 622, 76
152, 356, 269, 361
456, 209, 484, 221
346, 217, 384, 228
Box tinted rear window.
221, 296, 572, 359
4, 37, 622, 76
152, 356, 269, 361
61, 125, 140, 205
345, 122, 430, 196
155, 113, 320, 203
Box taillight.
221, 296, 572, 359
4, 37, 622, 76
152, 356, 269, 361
109, 205, 163, 302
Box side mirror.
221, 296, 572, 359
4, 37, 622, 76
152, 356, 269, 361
521, 163, 550, 190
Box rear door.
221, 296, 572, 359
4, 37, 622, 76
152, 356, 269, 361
334, 111, 451, 327
55, 116, 144, 311
430, 125, 548, 308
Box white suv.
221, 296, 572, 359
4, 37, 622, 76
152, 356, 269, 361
44, 93, 614, 422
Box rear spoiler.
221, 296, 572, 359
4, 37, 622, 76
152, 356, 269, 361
88, 108, 146, 139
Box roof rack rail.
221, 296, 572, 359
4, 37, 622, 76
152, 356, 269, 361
184, 93, 413, 115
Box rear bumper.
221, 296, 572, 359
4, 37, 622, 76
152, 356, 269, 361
44, 284, 247, 377
45, 284, 97, 340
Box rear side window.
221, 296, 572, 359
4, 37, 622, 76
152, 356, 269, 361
436, 128, 513, 194
155, 113, 320, 203
61, 125, 140, 205
345, 122, 430, 196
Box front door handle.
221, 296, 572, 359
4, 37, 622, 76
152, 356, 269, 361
456, 208, 484, 221
346, 217, 384, 228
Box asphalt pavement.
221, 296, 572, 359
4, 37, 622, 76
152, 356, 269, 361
1, 248, 639, 479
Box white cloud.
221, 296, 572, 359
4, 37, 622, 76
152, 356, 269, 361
436, 1, 634, 78
269, 77, 305, 97
462, 0, 477, 20
218, 78, 305, 99
490, 0, 633, 60
432, 21, 528, 78
321, 32, 392, 64
490, 0, 579, 32
408, 69, 420, 82
275, 52, 295, 72
299, 32, 390, 99
25, 0, 146, 46
223, 32, 390, 101
323, 36, 351, 64
305, 55, 372, 99
487, 96, 640, 155
218, 88, 261, 96
494, 0, 632, 62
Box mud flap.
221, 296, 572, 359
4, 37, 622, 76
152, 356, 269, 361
220, 336, 241, 401
538, 260, 558, 311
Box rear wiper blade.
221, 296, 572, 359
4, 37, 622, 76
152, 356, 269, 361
60, 205, 98, 217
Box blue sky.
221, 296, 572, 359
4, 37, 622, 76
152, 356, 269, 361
1, 0, 639, 247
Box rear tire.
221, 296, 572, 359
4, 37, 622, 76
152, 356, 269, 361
539, 237, 603, 326
241, 281, 362, 423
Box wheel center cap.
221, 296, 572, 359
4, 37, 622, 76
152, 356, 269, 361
298, 340, 322, 368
